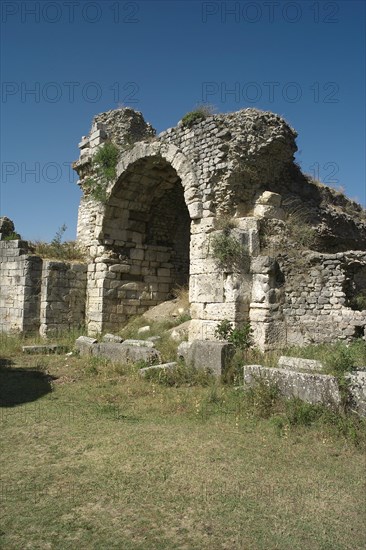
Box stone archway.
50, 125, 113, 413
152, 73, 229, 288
87, 143, 202, 333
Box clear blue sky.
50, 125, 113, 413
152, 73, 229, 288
1, 0, 365, 241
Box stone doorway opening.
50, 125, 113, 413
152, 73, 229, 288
343, 263, 366, 311
103, 155, 191, 319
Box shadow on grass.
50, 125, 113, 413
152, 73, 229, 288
0, 358, 56, 407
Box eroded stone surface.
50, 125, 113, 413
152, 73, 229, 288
139, 362, 177, 376
278, 356, 325, 372
184, 340, 235, 376
243, 365, 342, 408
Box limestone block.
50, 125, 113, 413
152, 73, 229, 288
190, 233, 210, 259
188, 202, 203, 220
251, 276, 269, 304
75, 336, 98, 355
203, 303, 239, 321
190, 218, 216, 235
130, 248, 144, 261
255, 191, 282, 206
138, 325, 151, 334
189, 273, 224, 303
223, 273, 251, 303
346, 369, 366, 417
91, 342, 161, 365
253, 204, 285, 221
177, 341, 192, 361
185, 340, 235, 376
188, 319, 217, 341
250, 256, 277, 275
250, 319, 286, 351
121, 339, 155, 348
278, 356, 325, 372
102, 333, 123, 343
243, 365, 341, 408
139, 362, 177, 376
189, 259, 220, 275
168, 320, 191, 341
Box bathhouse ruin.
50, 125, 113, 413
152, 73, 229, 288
1, 107, 365, 350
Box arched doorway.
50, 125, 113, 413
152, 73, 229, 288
105, 154, 191, 291
91, 146, 200, 332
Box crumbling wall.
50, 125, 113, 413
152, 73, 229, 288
40, 261, 87, 337
71, 107, 366, 345
278, 251, 366, 345
3, 107, 364, 349
0, 240, 42, 333
0, 224, 87, 336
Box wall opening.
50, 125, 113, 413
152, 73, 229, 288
102, 155, 191, 323
343, 263, 366, 311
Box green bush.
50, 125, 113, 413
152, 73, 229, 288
350, 290, 366, 311
84, 141, 120, 203
181, 104, 215, 128
210, 231, 248, 271
181, 111, 206, 128
3, 231, 21, 241
215, 319, 253, 351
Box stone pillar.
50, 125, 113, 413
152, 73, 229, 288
0, 240, 42, 333
249, 256, 286, 351
188, 218, 253, 341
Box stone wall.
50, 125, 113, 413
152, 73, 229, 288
40, 261, 87, 337
2, 108, 365, 349
71, 108, 366, 345
0, 233, 87, 337
0, 240, 42, 333
278, 251, 366, 345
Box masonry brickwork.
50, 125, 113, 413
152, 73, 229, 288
1, 108, 365, 348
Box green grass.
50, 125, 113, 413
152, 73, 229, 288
1, 334, 366, 549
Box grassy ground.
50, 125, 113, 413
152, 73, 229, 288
1, 334, 366, 549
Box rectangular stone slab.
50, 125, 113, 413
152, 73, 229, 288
243, 365, 341, 408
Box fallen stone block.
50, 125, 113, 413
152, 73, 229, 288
168, 320, 191, 341
139, 362, 177, 376
346, 369, 366, 417
138, 325, 151, 334
121, 339, 155, 348
243, 365, 341, 408
185, 340, 235, 376
102, 333, 123, 343
147, 336, 161, 343
22, 344, 68, 355
75, 336, 97, 355
177, 341, 191, 361
91, 342, 161, 365
278, 356, 325, 372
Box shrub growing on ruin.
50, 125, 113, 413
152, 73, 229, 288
350, 290, 366, 311
83, 141, 120, 203
3, 231, 21, 241
210, 231, 248, 271
215, 319, 253, 351
32, 224, 86, 261
181, 103, 215, 128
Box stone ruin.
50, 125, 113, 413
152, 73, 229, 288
1, 107, 366, 352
